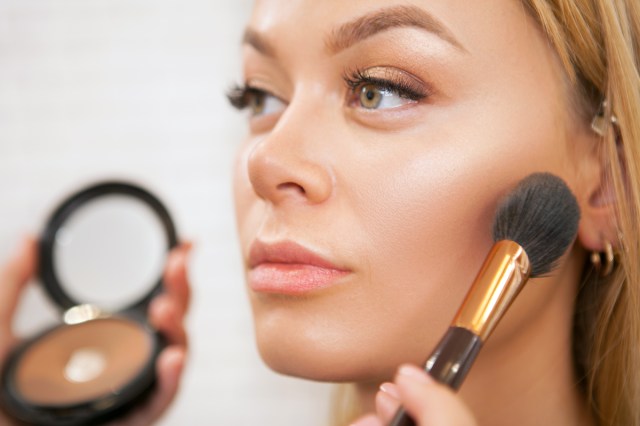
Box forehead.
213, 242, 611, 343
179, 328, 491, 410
247, 0, 532, 54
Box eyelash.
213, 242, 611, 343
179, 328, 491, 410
342, 68, 429, 102
226, 84, 264, 111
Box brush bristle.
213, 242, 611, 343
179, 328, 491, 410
492, 173, 580, 277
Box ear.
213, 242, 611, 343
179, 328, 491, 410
576, 136, 619, 253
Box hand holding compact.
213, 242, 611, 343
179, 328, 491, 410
0, 237, 191, 426
1, 182, 191, 425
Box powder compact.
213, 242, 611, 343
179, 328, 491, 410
1, 182, 178, 425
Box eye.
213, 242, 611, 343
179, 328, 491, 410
247, 90, 286, 116
357, 84, 411, 109
227, 85, 286, 117
344, 67, 429, 111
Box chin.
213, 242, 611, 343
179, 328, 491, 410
255, 335, 372, 383
252, 315, 427, 383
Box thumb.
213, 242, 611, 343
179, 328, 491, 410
0, 237, 38, 342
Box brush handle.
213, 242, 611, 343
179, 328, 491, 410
387, 326, 482, 426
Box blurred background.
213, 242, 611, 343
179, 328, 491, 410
0, 0, 333, 424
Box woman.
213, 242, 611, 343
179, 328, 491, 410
1, 1, 639, 426
229, 0, 639, 425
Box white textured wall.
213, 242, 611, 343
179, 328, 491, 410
0, 1, 332, 424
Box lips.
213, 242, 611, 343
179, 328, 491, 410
248, 240, 350, 295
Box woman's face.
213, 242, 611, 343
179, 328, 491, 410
233, 0, 594, 382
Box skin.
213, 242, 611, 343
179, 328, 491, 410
233, 0, 608, 424
0, 237, 191, 426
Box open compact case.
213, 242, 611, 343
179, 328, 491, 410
1, 181, 178, 425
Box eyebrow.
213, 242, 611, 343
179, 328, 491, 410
243, 28, 276, 57
325, 5, 466, 54
241, 5, 465, 58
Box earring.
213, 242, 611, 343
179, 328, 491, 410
591, 100, 619, 139
590, 241, 615, 277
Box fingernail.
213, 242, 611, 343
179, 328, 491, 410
379, 382, 400, 399
350, 414, 383, 426
163, 346, 186, 368
151, 296, 173, 321
181, 241, 194, 254
179, 243, 194, 264
167, 249, 185, 270
397, 364, 431, 384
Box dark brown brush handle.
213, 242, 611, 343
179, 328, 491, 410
388, 326, 482, 426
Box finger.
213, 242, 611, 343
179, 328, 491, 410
376, 382, 401, 423
163, 242, 192, 315
350, 414, 384, 426
394, 365, 477, 426
109, 346, 186, 426
149, 295, 187, 348
0, 237, 38, 338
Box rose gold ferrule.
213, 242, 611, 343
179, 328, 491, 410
452, 240, 531, 342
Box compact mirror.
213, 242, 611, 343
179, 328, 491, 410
40, 182, 178, 313
2, 181, 178, 426
52, 194, 168, 311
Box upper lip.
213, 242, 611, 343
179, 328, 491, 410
248, 239, 348, 271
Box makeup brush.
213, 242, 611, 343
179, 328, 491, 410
388, 172, 580, 426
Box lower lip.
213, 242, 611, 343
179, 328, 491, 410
249, 263, 349, 295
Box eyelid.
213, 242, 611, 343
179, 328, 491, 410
246, 78, 287, 102
343, 66, 432, 100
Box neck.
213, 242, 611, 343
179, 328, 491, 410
353, 381, 379, 414
458, 301, 593, 426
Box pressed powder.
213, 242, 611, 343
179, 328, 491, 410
15, 318, 152, 406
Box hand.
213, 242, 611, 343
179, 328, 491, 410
0, 237, 193, 426
351, 364, 478, 426
109, 241, 192, 426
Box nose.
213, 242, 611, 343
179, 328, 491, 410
247, 106, 334, 206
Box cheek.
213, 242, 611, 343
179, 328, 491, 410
332, 102, 571, 362
335, 146, 495, 373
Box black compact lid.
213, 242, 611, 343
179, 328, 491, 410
39, 182, 178, 313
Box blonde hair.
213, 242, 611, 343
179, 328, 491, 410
523, 1, 640, 424
330, 384, 361, 426
332, 1, 640, 425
